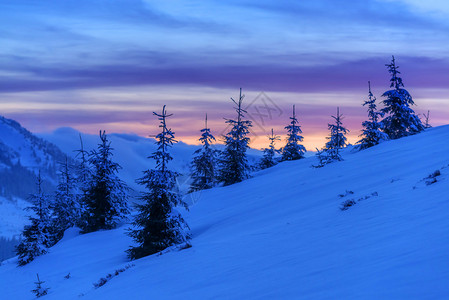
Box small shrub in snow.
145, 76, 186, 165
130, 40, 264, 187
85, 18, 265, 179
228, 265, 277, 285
31, 273, 49, 298
339, 192, 378, 210
338, 190, 354, 198
340, 199, 357, 211
425, 170, 441, 185
93, 264, 134, 289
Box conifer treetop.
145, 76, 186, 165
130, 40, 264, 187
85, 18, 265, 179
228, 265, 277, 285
199, 113, 216, 149
150, 105, 177, 173
386, 55, 404, 90
267, 128, 281, 148
230, 88, 247, 125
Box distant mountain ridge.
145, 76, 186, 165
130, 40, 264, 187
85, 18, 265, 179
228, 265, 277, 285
0, 115, 69, 200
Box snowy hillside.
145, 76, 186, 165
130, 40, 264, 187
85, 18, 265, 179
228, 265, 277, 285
0, 123, 262, 260
0, 116, 70, 250
2, 126, 449, 299
0, 116, 68, 198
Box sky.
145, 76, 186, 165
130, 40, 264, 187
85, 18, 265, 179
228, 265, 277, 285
0, 0, 448, 149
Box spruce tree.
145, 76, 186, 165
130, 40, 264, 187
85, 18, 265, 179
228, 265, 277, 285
16, 172, 52, 266
31, 273, 49, 298
259, 129, 280, 169
127, 105, 189, 260
281, 105, 306, 161
218, 88, 253, 186
51, 156, 81, 242
74, 134, 91, 229
83, 131, 129, 233
316, 107, 349, 164
189, 114, 219, 192
357, 81, 388, 150
381, 56, 424, 139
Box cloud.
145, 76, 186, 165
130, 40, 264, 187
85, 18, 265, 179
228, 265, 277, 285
380, 0, 449, 16
1, 56, 448, 94
1, 0, 448, 148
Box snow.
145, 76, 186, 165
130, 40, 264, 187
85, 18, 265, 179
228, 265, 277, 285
1, 125, 449, 299
0, 116, 66, 177
0, 197, 30, 239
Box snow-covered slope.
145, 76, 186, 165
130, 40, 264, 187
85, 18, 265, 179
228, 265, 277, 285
2, 126, 449, 299
0, 197, 30, 240
0, 116, 68, 197
0, 116, 69, 242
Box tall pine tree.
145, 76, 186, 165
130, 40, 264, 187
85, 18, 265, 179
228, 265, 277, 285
357, 81, 388, 150
82, 131, 129, 233
381, 56, 424, 139
281, 105, 306, 161
189, 114, 219, 192
128, 105, 189, 260
259, 129, 280, 169
16, 172, 52, 266
51, 156, 81, 242
218, 88, 253, 186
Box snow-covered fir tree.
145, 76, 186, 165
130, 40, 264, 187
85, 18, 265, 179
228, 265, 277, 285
16, 172, 52, 266
259, 128, 280, 169
189, 114, 219, 192
51, 156, 81, 242
82, 131, 130, 233
218, 88, 253, 186
315, 107, 349, 165
357, 81, 388, 150
281, 105, 306, 161
127, 105, 190, 260
381, 56, 424, 139
325, 107, 349, 159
